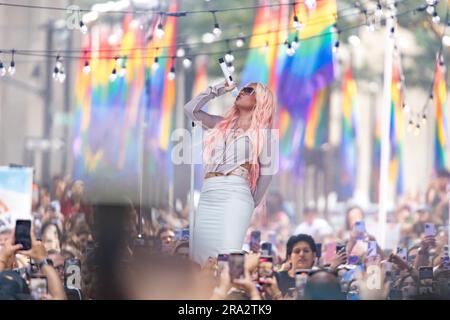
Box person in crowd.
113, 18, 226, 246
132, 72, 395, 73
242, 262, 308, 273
0, 230, 66, 300
40, 221, 63, 253
293, 207, 333, 242
275, 234, 318, 296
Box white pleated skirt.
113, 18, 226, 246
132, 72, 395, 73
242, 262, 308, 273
191, 175, 255, 266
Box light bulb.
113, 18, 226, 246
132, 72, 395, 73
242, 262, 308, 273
407, 120, 414, 133
414, 124, 421, 136
156, 23, 165, 39
167, 67, 175, 81
421, 114, 427, 125
293, 16, 299, 29
0, 62, 6, 76
109, 68, 117, 82
292, 36, 299, 50
286, 43, 295, 56
402, 103, 410, 114
213, 23, 221, 37
182, 57, 192, 69
236, 38, 244, 48
332, 41, 340, 53
152, 57, 159, 71
53, 67, 59, 80
8, 61, 15, 75
58, 70, 66, 83
176, 48, 185, 57
305, 0, 317, 10
375, 4, 383, 18
83, 61, 91, 74
432, 13, 440, 24
80, 21, 88, 34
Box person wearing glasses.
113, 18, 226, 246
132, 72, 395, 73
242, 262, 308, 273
184, 80, 277, 266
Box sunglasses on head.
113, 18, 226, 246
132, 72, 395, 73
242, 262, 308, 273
240, 86, 255, 95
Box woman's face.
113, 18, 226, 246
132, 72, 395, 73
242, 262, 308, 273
401, 276, 417, 299
234, 83, 257, 112
42, 224, 61, 252
289, 241, 316, 270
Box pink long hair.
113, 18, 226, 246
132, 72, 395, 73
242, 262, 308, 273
203, 83, 276, 193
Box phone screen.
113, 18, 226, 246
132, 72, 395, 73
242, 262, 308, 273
258, 256, 273, 283
261, 243, 272, 256
336, 244, 345, 253
418, 267, 433, 295
217, 254, 229, 276
315, 243, 322, 259
181, 228, 190, 241
228, 253, 245, 281
30, 276, 47, 300
368, 241, 377, 257
424, 223, 436, 237
250, 230, 261, 253
354, 220, 366, 238
15, 220, 31, 250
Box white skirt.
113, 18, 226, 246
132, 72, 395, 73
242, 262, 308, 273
191, 175, 255, 266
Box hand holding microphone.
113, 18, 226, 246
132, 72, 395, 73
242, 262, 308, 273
223, 80, 237, 93
219, 58, 239, 97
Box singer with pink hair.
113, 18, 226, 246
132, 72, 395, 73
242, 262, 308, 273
184, 81, 277, 265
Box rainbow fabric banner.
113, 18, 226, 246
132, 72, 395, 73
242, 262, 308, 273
192, 56, 209, 191
339, 67, 357, 200
72, 2, 178, 202
433, 56, 449, 171
389, 58, 405, 195
371, 53, 405, 201
278, 1, 336, 176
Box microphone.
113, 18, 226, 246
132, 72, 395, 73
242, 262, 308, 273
219, 58, 239, 97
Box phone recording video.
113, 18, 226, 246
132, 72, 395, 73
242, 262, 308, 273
261, 242, 272, 256
228, 253, 245, 281
258, 256, 273, 284
14, 219, 31, 250
418, 266, 433, 295
217, 253, 229, 277
29, 276, 47, 300
249, 230, 261, 253
424, 223, 436, 237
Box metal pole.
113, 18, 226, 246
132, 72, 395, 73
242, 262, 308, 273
189, 121, 195, 259
42, 21, 54, 186
62, 25, 73, 176
378, 14, 395, 249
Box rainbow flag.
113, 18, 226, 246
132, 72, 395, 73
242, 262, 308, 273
145, 1, 178, 182
433, 55, 449, 171
389, 58, 405, 195
278, 0, 336, 178
277, 1, 336, 121
240, 0, 283, 87
192, 56, 209, 191
338, 67, 357, 200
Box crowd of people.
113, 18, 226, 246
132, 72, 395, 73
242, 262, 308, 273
0, 170, 449, 300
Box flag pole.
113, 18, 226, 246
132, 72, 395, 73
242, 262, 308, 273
378, 12, 395, 249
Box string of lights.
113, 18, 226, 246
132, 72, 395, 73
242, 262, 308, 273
405, 0, 448, 135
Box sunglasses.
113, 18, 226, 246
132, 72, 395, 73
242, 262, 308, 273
239, 87, 255, 96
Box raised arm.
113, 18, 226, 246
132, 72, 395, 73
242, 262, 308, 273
184, 82, 228, 129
